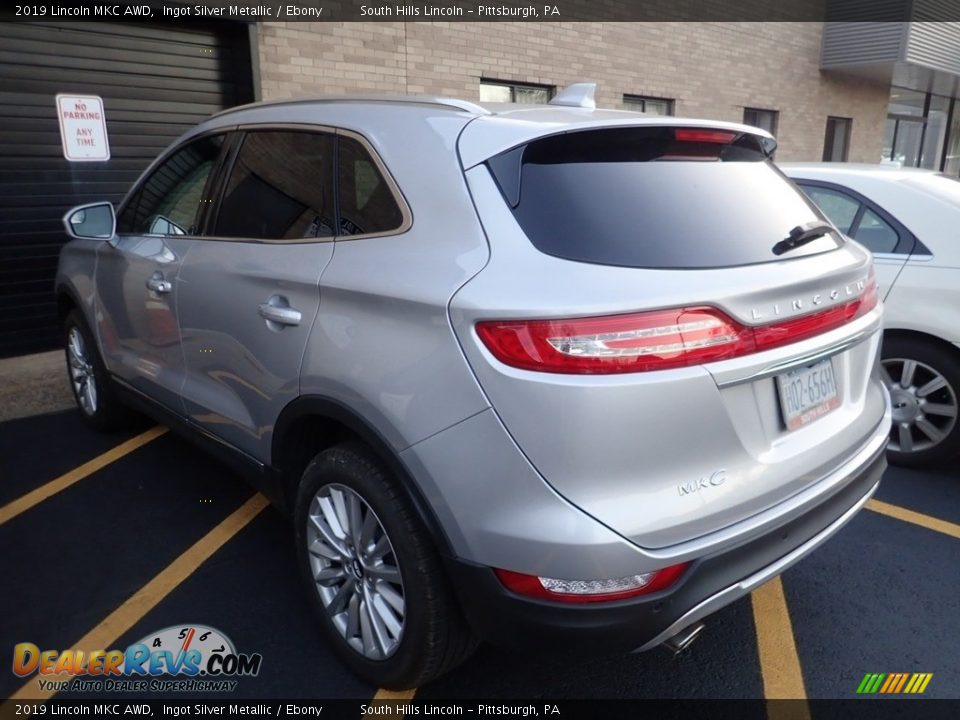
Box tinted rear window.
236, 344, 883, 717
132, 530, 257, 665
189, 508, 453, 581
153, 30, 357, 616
487, 128, 842, 269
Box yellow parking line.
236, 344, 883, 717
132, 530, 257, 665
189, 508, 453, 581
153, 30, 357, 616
0, 426, 168, 527
371, 688, 417, 717
867, 499, 960, 540
9, 493, 269, 701
374, 688, 417, 701
751, 577, 810, 712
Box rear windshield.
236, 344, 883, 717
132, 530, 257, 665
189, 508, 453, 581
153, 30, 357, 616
487, 128, 843, 269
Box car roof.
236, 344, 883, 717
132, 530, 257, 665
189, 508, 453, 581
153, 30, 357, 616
208, 93, 776, 168
780, 162, 939, 180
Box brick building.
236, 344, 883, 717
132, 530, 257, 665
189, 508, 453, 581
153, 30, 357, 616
254, 22, 892, 163
2, 18, 960, 355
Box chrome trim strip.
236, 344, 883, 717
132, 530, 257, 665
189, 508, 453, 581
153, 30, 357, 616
874, 252, 934, 262
635, 476, 880, 652
714, 326, 874, 388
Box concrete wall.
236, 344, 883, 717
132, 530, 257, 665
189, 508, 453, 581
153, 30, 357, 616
255, 21, 890, 162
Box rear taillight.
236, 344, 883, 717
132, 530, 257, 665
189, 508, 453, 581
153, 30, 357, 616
476, 269, 878, 374
494, 563, 690, 604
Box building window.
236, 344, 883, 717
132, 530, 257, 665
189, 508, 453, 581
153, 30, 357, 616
743, 108, 778, 136
623, 95, 674, 116
823, 117, 852, 161
946, 98, 960, 177
479, 80, 553, 105
883, 87, 955, 171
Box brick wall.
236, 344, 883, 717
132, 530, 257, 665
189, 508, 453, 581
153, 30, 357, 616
256, 21, 890, 162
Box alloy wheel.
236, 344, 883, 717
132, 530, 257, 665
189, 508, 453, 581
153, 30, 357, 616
67, 326, 98, 416
881, 357, 958, 454
305, 484, 405, 660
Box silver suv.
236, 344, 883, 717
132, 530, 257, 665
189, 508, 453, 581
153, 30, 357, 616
57, 86, 891, 689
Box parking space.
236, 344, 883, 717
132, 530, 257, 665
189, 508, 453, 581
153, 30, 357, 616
2, 406, 959, 701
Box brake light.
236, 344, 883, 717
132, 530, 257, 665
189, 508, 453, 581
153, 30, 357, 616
494, 563, 690, 604
673, 128, 737, 144
476, 269, 878, 374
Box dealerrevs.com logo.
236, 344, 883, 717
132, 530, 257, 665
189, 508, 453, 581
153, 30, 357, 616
13, 624, 262, 693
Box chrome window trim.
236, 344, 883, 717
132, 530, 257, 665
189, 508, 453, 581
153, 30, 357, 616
873, 251, 935, 262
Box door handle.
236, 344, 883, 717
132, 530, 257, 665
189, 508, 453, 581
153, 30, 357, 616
146, 273, 172, 294
258, 299, 302, 327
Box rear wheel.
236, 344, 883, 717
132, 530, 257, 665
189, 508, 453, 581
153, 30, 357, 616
881, 336, 960, 467
63, 309, 130, 431
294, 442, 476, 688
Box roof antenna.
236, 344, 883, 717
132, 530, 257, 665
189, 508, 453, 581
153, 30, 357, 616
549, 83, 597, 109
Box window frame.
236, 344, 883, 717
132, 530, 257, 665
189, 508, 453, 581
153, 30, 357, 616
822, 116, 852, 162
793, 178, 923, 256
479, 79, 555, 104
116, 129, 233, 239
622, 94, 675, 116
743, 107, 779, 137
207, 125, 340, 243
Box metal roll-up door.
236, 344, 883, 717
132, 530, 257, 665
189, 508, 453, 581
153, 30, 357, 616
0, 20, 254, 357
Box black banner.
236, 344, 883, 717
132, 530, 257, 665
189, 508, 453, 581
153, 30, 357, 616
3, 0, 960, 23
2, 700, 960, 720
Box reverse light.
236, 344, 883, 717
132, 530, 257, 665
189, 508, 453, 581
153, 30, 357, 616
494, 563, 690, 604
476, 268, 878, 374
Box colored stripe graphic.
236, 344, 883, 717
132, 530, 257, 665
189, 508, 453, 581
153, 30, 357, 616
879, 674, 896, 693
857, 673, 932, 694
894, 673, 909, 693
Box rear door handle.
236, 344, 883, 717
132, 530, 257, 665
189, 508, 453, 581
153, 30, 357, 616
146, 273, 172, 294
258, 298, 302, 327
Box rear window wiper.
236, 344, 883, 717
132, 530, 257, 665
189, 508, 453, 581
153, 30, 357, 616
772, 221, 835, 256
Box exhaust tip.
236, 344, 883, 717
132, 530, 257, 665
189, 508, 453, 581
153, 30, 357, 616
661, 622, 705, 656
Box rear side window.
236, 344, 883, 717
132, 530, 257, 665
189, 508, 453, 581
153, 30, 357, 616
854, 208, 899, 254
215, 131, 336, 240
801, 186, 860, 234
487, 128, 842, 269
337, 136, 405, 237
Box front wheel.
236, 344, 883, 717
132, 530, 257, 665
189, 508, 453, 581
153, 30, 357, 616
294, 442, 476, 689
63, 309, 130, 431
881, 336, 960, 467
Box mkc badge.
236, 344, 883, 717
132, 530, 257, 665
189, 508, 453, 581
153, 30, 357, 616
678, 470, 727, 496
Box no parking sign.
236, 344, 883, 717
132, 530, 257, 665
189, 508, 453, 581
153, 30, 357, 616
56, 94, 110, 161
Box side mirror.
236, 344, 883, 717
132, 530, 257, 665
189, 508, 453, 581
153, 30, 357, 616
63, 202, 116, 240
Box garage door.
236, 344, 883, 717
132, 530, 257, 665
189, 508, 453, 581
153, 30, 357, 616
0, 21, 254, 358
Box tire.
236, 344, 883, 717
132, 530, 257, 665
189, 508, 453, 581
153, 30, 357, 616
294, 441, 477, 689
881, 335, 960, 468
63, 309, 131, 432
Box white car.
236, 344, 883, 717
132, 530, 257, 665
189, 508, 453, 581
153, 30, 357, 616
783, 163, 960, 467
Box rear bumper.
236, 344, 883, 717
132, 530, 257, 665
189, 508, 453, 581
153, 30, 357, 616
445, 440, 886, 654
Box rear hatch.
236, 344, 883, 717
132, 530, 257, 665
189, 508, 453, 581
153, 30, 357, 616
451, 117, 887, 549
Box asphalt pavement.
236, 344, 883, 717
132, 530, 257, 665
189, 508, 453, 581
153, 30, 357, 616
2, 401, 958, 701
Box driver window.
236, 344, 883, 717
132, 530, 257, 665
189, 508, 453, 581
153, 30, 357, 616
117, 134, 224, 236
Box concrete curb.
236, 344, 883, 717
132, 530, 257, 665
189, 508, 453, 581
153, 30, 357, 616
0, 349, 74, 422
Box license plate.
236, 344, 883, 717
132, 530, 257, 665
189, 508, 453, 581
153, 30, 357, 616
775, 358, 840, 430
